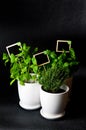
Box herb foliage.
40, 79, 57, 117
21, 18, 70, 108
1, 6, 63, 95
2, 42, 39, 85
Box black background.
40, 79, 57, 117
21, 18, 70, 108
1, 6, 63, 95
0, 1, 86, 129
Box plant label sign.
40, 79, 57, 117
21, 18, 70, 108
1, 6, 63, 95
56, 40, 71, 53
6, 42, 21, 56
33, 52, 50, 66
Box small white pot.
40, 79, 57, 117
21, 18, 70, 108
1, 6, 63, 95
18, 81, 41, 110
40, 85, 69, 119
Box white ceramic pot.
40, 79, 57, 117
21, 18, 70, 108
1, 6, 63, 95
40, 85, 69, 119
18, 81, 41, 110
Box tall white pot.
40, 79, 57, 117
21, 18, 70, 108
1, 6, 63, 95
18, 81, 41, 110
40, 85, 69, 119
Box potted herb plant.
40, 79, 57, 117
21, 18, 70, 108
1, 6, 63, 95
2, 42, 41, 110
38, 47, 79, 119
44, 45, 79, 96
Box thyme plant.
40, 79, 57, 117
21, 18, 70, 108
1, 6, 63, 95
39, 66, 69, 93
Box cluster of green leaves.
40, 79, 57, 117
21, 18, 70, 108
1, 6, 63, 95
2, 42, 39, 85
38, 46, 79, 93
43, 47, 79, 77
2, 41, 79, 92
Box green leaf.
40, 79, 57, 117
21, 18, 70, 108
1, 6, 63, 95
33, 65, 38, 73
22, 43, 30, 52
51, 62, 56, 68
17, 52, 23, 57
69, 48, 76, 59
32, 57, 37, 65
10, 79, 16, 86
3, 53, 7, 59
21, 67, 27, 74
10, 54, 16, 63
50, 51, 57, 59
24, 56, 31, 64
63, 62, 69, 68
20, 72, 30, 83
2, 53, 9, 61
43, 50, 50, 55
23, 43, 27, 50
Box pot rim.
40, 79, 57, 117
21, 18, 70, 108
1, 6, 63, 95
41, 85, 69, 95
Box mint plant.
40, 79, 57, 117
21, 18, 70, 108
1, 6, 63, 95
2, 42, 39, 85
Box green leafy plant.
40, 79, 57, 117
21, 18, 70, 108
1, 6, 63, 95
2, 42, 39, 85
38, 45, 79, 93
